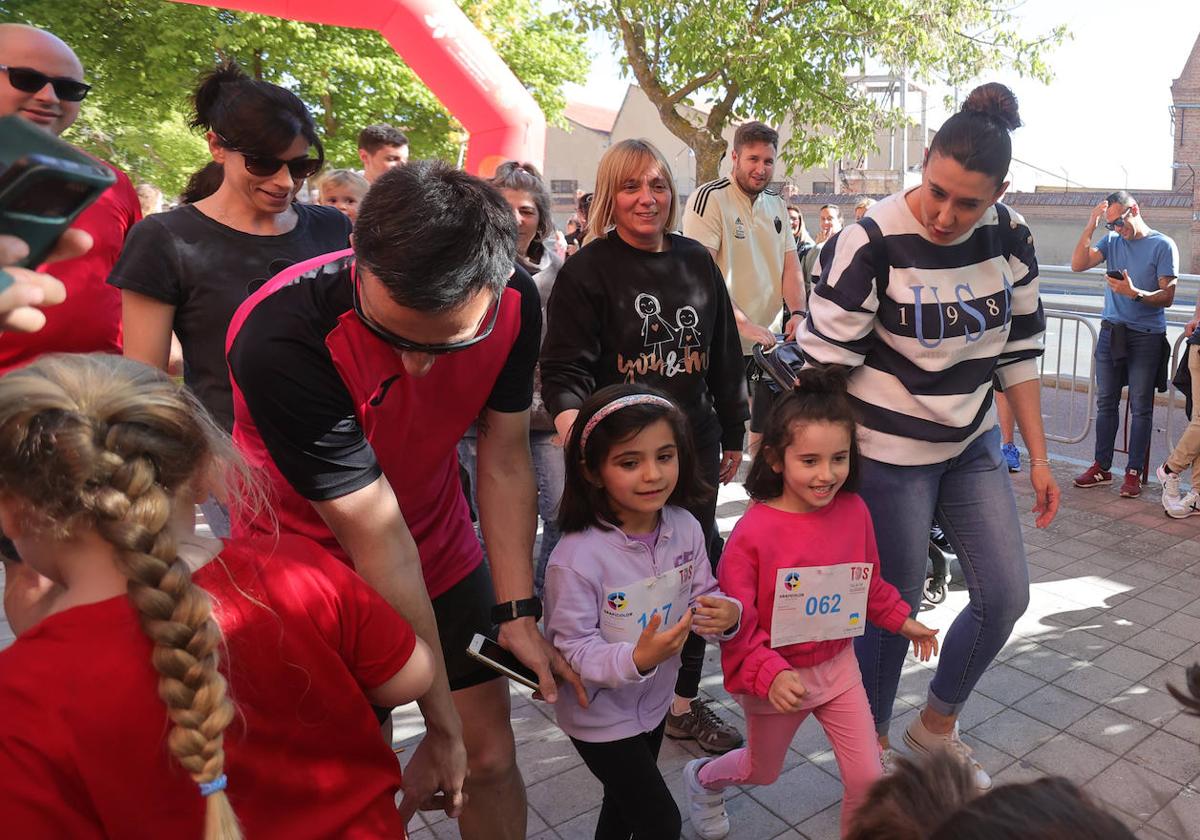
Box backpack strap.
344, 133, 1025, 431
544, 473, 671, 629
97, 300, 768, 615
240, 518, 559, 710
857, 215, 889, 295
994, 202, 1014, 261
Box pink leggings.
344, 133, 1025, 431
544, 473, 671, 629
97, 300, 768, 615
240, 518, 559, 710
698, 646, 881, 837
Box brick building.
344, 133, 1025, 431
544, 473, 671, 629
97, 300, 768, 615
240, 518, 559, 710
1171, 31, 1200, 273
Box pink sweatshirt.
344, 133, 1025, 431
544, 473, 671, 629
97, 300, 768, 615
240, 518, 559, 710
717, 492, 910, 699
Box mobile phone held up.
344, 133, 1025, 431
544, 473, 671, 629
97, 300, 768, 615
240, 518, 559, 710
466, 633, 540, 691
0, 115, 116, 268
1106, 270, 1125, 280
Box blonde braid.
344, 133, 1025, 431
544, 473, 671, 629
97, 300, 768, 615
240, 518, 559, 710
93, 426, 241, 839
0, 355, 246, 839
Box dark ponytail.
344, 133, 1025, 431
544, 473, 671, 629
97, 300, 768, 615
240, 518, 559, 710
191, 60, 323, 166
926, 82, 1021, 188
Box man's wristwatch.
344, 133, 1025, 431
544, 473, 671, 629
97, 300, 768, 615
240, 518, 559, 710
491, 598, 543, 624
1135, 291, 1146, 303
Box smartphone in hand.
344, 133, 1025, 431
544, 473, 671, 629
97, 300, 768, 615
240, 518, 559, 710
466, 633, 540, 690
1106, 270, 1125, 280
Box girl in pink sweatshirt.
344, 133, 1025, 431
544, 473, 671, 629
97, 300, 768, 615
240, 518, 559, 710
684, 368, 939, 839
544, 384, 742, 840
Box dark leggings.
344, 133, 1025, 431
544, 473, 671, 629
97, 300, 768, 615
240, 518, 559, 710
676, 441, 723, 699
569, 720, 681, 840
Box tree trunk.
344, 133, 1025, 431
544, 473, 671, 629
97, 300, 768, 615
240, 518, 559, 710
692, 137, 726, 184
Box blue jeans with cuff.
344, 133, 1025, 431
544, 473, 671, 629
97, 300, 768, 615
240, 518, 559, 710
854, 426, 1030, 737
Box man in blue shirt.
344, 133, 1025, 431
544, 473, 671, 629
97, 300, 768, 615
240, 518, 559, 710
1071, 191, 1179, 497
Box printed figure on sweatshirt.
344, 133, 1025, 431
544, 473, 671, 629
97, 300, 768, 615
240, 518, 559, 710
636, 292, 675, 358
0, 354, 435, 839
676, 305, 702, 352
682, 368, 938, 840
544, 385, 742, 840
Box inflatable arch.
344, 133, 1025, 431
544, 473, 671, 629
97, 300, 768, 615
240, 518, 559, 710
173, 0, 545, 176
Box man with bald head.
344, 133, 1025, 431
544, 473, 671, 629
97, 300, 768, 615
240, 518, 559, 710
0, 24, 140, 374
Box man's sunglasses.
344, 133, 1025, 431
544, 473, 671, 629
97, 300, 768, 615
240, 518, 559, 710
217, 134, 322, 179
351, 264, 500, 355
1105, 208, 1133, 231
1, 65, 91, 102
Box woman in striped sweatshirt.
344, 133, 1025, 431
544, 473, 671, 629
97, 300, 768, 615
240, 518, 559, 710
798, 82, 1060, 790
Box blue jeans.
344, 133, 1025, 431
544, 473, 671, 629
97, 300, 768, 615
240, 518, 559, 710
458, 428, 565, 598
1094, 324, 1162, 473
854, 427, 1029, 736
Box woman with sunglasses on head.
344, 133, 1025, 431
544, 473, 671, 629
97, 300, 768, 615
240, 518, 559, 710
108, 60, 350, 451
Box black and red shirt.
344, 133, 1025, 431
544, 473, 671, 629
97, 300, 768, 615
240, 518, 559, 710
226, 248, 541, 597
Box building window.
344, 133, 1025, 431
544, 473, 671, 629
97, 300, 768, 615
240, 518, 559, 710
551, 179, 578, 195
812, 181, 834, 194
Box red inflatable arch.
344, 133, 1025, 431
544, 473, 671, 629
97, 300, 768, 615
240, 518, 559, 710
172, 0, 545, 176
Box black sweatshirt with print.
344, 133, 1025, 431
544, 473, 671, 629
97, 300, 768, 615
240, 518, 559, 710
540, 229, 749, 452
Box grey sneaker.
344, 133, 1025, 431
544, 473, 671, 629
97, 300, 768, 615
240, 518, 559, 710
665, 698, 744, 754
1159, 463, 1183, 510
903, 716, 992, 790
683, 758, 729, 839
1166, 489, 1200, 519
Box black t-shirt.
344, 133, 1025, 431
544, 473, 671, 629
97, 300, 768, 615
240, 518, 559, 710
107, 203, 352, 431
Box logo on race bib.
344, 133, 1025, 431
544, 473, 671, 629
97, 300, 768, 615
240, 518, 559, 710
607, 592, 627, 611
784, 572, 802, 591
851, 566, 871, 581
849, 612, 861, 625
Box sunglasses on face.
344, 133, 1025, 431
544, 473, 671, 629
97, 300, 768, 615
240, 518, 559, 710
1, 65, 91, 102
351, 264, 500, 355
216, 134, 322, 179
1105, 208, 1133, 231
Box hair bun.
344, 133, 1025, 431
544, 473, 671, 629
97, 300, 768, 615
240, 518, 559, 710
960, 82, 1022, 132
191, 60, 250, 131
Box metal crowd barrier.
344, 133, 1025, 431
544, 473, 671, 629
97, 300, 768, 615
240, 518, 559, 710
1039, 309, 1098, 445
1166, 331, 1191, 449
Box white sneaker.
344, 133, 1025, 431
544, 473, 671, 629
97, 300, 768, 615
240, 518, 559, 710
683, 757, 730, 839
1166, 489, 1200, 519
1159, 463, 1183, 510
880, 747, 901, 775
903, 716, 992, 790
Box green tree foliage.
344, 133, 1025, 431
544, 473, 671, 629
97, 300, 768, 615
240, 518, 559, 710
1, 0, 587, 195
573, 0, 1068, 181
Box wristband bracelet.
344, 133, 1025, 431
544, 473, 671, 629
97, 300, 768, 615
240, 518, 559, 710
1029, 458, 1051, 467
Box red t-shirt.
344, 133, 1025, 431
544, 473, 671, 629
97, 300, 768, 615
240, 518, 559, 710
0, 157, 140, 374
0, 535, 415, 839
225, 251, 541, 598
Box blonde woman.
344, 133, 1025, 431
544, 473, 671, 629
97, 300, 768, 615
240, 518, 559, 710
0, 354, 433, 839
540, 138, 749, 756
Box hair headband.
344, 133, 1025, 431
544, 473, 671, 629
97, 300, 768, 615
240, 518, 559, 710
579, 394, 675, 453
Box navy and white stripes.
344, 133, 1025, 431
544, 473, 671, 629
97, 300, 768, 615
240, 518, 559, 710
798, 192, 1045, 465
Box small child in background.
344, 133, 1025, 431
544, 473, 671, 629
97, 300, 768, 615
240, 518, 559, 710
544, 384, 742, 840
318, 168, 369, 223
684, 367, 939, 839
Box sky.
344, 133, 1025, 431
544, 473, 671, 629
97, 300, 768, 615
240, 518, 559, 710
562, 1, 1200, 192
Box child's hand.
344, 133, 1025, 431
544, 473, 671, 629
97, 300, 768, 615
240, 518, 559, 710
768, 669, 807, 713
900, 618, 940, 662
692, 595, 738, 635
632, 608, 693, 674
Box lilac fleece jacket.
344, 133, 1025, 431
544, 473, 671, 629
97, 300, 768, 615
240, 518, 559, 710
544, 505, 742, 743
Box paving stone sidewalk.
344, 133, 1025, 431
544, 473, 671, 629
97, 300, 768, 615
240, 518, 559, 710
2, 461, 1197, 838
400, 462, 1200, 840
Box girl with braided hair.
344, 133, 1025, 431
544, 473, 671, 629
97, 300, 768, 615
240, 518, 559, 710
0, 353, 434, 838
